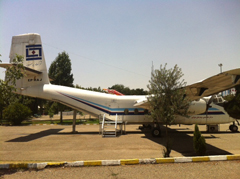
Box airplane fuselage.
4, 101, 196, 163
18, 84, 235, 125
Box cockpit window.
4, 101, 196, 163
212, 96, 225, 107
218, 98, 223, 103
213, 98, 218, 103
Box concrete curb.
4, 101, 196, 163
0, 154, 240, 169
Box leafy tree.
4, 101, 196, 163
109, 84, 148, 95
131, 88, 148, 95
75, 84, 148, 95
48, 107, 54, 123
223, 94, 234, 102
48, 51, 74, 123
147, 64, 190, 157
193, 124, 206, 156
15, 95, 38, 114
3, 102, 32, 125
0, 55, 25, 121
49, 51, 74, 86
224, 85, 240, 119
109, 84, 129, 94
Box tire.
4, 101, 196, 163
151, 127, 161, 137
232, 125, 238, 133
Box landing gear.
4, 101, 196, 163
229, 122, 238, 133
139, 124, 152, 130
206, 125, 219, 132
143, 124, 152, 129
150, 121, 161, 137
139, 122, 161, 137
151, 127, 161, 137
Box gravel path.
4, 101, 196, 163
1, 161, 240, 179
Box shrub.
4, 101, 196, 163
193, 124, 206, 156
3, 103, 32, 125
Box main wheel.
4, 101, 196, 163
151, 127, 161, 137
229, 124, 238, 132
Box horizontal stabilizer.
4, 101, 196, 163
0, 63, 42, 76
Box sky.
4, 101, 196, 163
0, 0, 240, 90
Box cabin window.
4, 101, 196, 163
134, 109, 138, 115
124, 109, 129, 115
144, 109, 149, 114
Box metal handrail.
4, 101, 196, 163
115, 114, 118, 128
101, 114, 105, 134
115, 114, 118, 136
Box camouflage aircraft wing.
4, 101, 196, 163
185, 68, 240, 101
134, 68, 240, 108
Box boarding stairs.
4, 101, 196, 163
99, 114, 124, 137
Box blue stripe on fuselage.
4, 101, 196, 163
200, 108, 225, 115
57, 91, 145, 115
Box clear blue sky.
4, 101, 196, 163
1, 0, 240, 90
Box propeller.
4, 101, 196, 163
204, 95, 215, 120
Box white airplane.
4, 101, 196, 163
1, 33, 240, 136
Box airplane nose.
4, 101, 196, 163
188, 99, 206, 115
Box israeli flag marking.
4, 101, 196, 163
26, 44, 42, 61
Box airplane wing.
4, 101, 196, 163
134, 68, 240, 108
134, 97, 149, 109
185, 68, 240, 101
0, 63, 42, 76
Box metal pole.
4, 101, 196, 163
72, 110, 77, 133
218, 63, 223, 73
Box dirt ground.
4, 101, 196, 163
0, 123, 239, 162
0, 122, 240, 178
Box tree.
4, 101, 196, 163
0, 55, 25, 122
193, 124, 206, 156
109, 84, 148, 95
224, 85, 240, 119
49, 51, 74, 86
147, 64, 190, 157
109, 84, 130, 94
48, 51, 74, 123
3, 103, 32, 125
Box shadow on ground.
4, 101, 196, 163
5, 126, 233, 157
141, 126, 233, 157
6, 129, 64, 142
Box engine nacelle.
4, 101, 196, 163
188, 99, 206, 115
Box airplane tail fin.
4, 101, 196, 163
8, 33, 50, 90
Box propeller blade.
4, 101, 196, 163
205, 95, 215, 119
